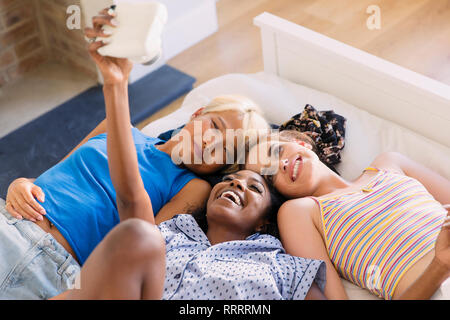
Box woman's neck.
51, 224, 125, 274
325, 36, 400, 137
206, 224, 249, 245
312, 165, 351, 197
154, 139, 176, 156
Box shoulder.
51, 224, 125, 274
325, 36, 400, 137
188, 178, 212, 189
277, 197, 320, 227
169, 178, 211, 209
370, 151, 406, 174
176, 179, 211, 197
278, 197, 319, 216
156, 179, 210, 224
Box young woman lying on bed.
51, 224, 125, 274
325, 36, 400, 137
0, 9, 270, 299
245, 130, 450, 300
54, 169, 326, 300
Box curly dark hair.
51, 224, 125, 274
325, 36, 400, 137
277, 130, 340, 174
191, 182, 286, 239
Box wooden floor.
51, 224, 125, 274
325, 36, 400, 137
137, 0, 450, 130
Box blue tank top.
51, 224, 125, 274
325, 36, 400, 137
34, 128, 197, 264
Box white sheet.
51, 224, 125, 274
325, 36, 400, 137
141, 72, 450, 299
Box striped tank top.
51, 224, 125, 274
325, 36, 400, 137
315, 167, 447, 299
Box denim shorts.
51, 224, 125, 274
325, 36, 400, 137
0, 198, 80, 300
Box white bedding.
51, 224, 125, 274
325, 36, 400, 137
141, 72, 450, 299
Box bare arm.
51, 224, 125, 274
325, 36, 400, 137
102, 82, 154, 223
155, 178, 211, 225
5, 118, 130, 221
372, 152, 450, 204
61, 118, 133, 162
5, 16, 119, 220
394, 207, 450, 299
6, 116, 108, 220
86, 14, 155, 224
393, 259, 448, 299
278, 198, 348, 300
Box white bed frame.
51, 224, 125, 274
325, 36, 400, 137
254, 12, 450, 149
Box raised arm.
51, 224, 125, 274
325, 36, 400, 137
86, 10, 154, 224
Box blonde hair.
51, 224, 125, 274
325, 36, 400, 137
201, 94, 270, 173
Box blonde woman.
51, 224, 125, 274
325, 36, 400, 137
0, 8, 270, 299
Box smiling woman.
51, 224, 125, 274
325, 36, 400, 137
156, 94, 270, 175
192, 170, 286, 240
207, 171, 273, 240
59, 170, 327, 300
245, 129, 450, 300
246, 130, 323, 199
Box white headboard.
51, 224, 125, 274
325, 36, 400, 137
254, 12, 450, 149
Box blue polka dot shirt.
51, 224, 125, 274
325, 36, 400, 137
158, 214, 326, 300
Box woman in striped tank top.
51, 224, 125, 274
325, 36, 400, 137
245, 130, 450, 300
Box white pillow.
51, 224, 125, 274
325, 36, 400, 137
142, 72, 450, 181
